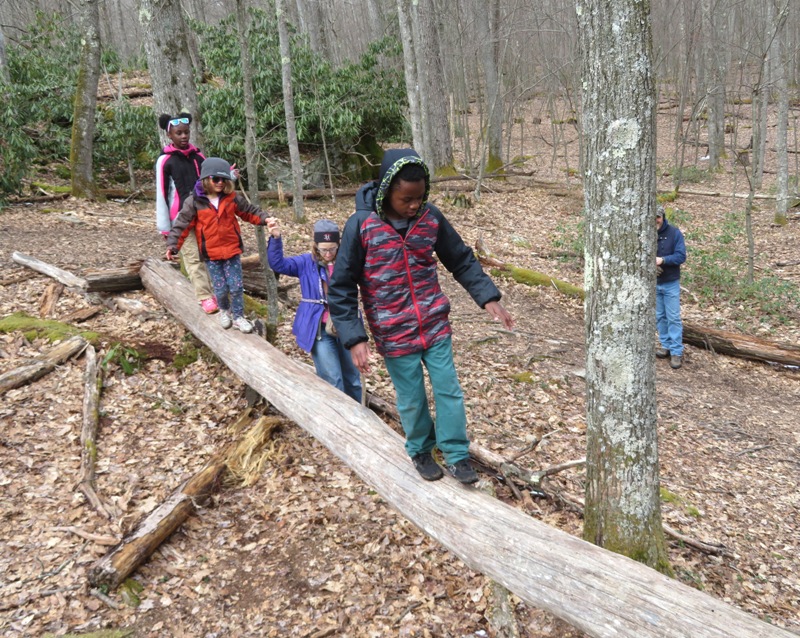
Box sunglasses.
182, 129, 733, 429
168, 117, 190, 128
210, 176, 229, 184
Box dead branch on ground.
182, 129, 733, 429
77, 345, 111, 518
0, 335, 88, 395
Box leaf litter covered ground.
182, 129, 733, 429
2, 111, 800, 636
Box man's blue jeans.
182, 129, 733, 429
311, 330, 362, 403
656, 278, 683, 356
383, 336, 470, 465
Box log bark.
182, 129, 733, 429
77, 345, 111, 518
684, 322, 800, 367
11, 251, 87, 288
0, 335, 88, 395
137, 257, 794, 638
83, 262, 144, 292
39, 282, 64, 317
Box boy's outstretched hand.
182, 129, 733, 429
349, 341, 372, 374
485, 301, 514, 330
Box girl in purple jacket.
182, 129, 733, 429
266, 218, 362, 402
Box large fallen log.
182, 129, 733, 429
683, 322, 800, 367
475, 244, 800, 367
138, 256, 794, 638
0, 335, 88, 395
83, 262, 144, 293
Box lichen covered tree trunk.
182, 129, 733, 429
70, 0, 101, 200
577, 0, 670, 573
138, 0, 203, 147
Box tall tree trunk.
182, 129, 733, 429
700, 0, 726, 169
752, 1, 773, 190
70, 0, 101, 200
396, 0, 424, 154
0, 24, 10, 82
235, 0, 280, 342
773, 0, 790, 225
138, 0, 203, 148
578, 0, 671, 574
408, 0, 453, 173
276, 0, 306, 223
474, 0, 504, 175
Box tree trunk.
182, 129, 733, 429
396, 0, 424, 155
578, 0, 670, 573
0, 336, 88, 395
0, 25, 9, 82
70, 0, 101, 200
138, 0, 203, 147
276, 0, 306, 223
700, 0, 726, 169
136, 257, 794, 638
773, 0, 790, 225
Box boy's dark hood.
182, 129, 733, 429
371, 149, 430, 220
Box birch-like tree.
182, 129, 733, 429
70, 0, 101, 199
138, 0, 202, 147
578, 0, 671, 573
700, 0, 727, 169
773, 0, 790, 225
396, 0, 424, 155
276, 0, 305, 222
0, 26, 8, 82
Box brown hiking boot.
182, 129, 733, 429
670, 355, 683, 369
656, 347, 670, 359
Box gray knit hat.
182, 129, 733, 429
313, 219, 340, 243
199, 157, 233, 181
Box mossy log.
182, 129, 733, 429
0, 335, 88, 395
135, 257, 794, 638
475, 247, 585, 299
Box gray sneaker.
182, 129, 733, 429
219, 310, 232, 329
233, 316, 253, 333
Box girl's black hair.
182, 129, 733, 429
394, 163, 426, 184
158, 112, 193, 131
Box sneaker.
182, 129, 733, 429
446, 459, 478, 484
200, 297, 219, 314
219, 310, 232, 329
670, 355, 683, 369
233, 316, 253, 333
656, 347, 670, 359
411, 452, 443, 481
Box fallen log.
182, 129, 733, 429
474, 244, 800, 368
88, 411, 279, 589
11, 251, 87, 288
0, 335, 88, 395
137, 256, 794, 638
83, 262, 144, 293
77, 345, 111, 519
39, 282, 64, 317
684, 322, 800, 367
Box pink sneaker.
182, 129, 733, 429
200, 298, 219, 314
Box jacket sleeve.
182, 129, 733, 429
328, 212, 368, 349
233, 194, 269, 226
154, 155, 172, 234
662, 228, 687, 266
166, 196, 197, 252
432, 207, 501, 308
267, 236, 304, 277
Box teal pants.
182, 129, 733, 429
383, 336, 470, 465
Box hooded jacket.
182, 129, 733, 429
657, 217, 687, 283
328, 149, 501, 357
155, 144, 205, 234
166, 181, 268, 261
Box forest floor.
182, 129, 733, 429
1, 103, 800, 637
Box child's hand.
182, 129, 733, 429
485, 301, 514, 330
349, 341, 371, 374
266, 217, 281, 238
165, 247, 178, 261
230, 163, 240, 180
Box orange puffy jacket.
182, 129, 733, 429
167, 190, 268, 261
